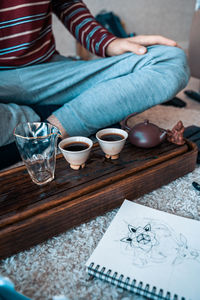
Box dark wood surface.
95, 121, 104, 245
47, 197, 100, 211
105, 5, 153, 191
0, 140, 198, 259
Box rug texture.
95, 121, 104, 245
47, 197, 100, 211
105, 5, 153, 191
0, 102, 200, 300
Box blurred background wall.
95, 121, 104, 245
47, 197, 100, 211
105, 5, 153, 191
52, 0, 196, 57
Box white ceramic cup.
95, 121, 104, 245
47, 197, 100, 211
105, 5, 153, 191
59, 136, 93, 170
96, 128, 128, 159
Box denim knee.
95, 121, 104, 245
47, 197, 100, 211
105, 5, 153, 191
149, 45, 190, 89
168, 46, 190, 89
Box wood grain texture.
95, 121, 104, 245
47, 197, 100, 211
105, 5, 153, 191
0, 140, 198, 259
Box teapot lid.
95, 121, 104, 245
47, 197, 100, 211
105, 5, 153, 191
133, 119, 161, 131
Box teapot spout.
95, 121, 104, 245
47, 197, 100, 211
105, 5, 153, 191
160, 129, 167, 142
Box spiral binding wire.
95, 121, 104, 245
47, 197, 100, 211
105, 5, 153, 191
88, 262, 186, 300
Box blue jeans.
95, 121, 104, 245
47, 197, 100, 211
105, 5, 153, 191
0, 45, 189, 147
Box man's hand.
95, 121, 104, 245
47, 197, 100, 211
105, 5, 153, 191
105, 35, 178, 57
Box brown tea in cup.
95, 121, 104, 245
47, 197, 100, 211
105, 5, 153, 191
99, 133, 124, 142
63, 142, 89, 152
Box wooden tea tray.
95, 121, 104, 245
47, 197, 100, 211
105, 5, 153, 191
0, 140, 198, 259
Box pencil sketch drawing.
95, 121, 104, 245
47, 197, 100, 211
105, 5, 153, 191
120, 219, 200, 267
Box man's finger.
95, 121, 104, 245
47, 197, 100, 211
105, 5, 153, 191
122, 40, 147, 55
130, 35, 177, 47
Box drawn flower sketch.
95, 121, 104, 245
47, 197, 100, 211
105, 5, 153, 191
120, 219, 200, 267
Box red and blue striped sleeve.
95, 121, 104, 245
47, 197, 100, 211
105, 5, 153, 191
52, 0, 117, 57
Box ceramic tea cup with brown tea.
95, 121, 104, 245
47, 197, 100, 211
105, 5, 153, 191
59, 136, 93, 170
96, 128, 128, 159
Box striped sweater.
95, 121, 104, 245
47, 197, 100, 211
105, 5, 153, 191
0, 0, 116, 69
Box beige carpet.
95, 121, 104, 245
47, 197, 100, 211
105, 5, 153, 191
127, 105, 200, 129
0, 78, 200, 300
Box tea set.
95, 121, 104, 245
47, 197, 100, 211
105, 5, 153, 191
59, 112, 185, 170
14, 113, 185, 185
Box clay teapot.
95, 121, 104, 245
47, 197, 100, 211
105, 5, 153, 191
122, 113, 185, 148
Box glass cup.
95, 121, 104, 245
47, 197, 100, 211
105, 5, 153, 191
14, 122, 60, 185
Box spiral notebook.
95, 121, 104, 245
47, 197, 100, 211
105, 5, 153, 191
86, 200, 200, 300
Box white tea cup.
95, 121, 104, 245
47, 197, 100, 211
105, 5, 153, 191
59, 136, 93, 170
96, 128, 128, 159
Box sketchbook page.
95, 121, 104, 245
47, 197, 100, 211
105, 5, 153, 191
86, 200, 200, 300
